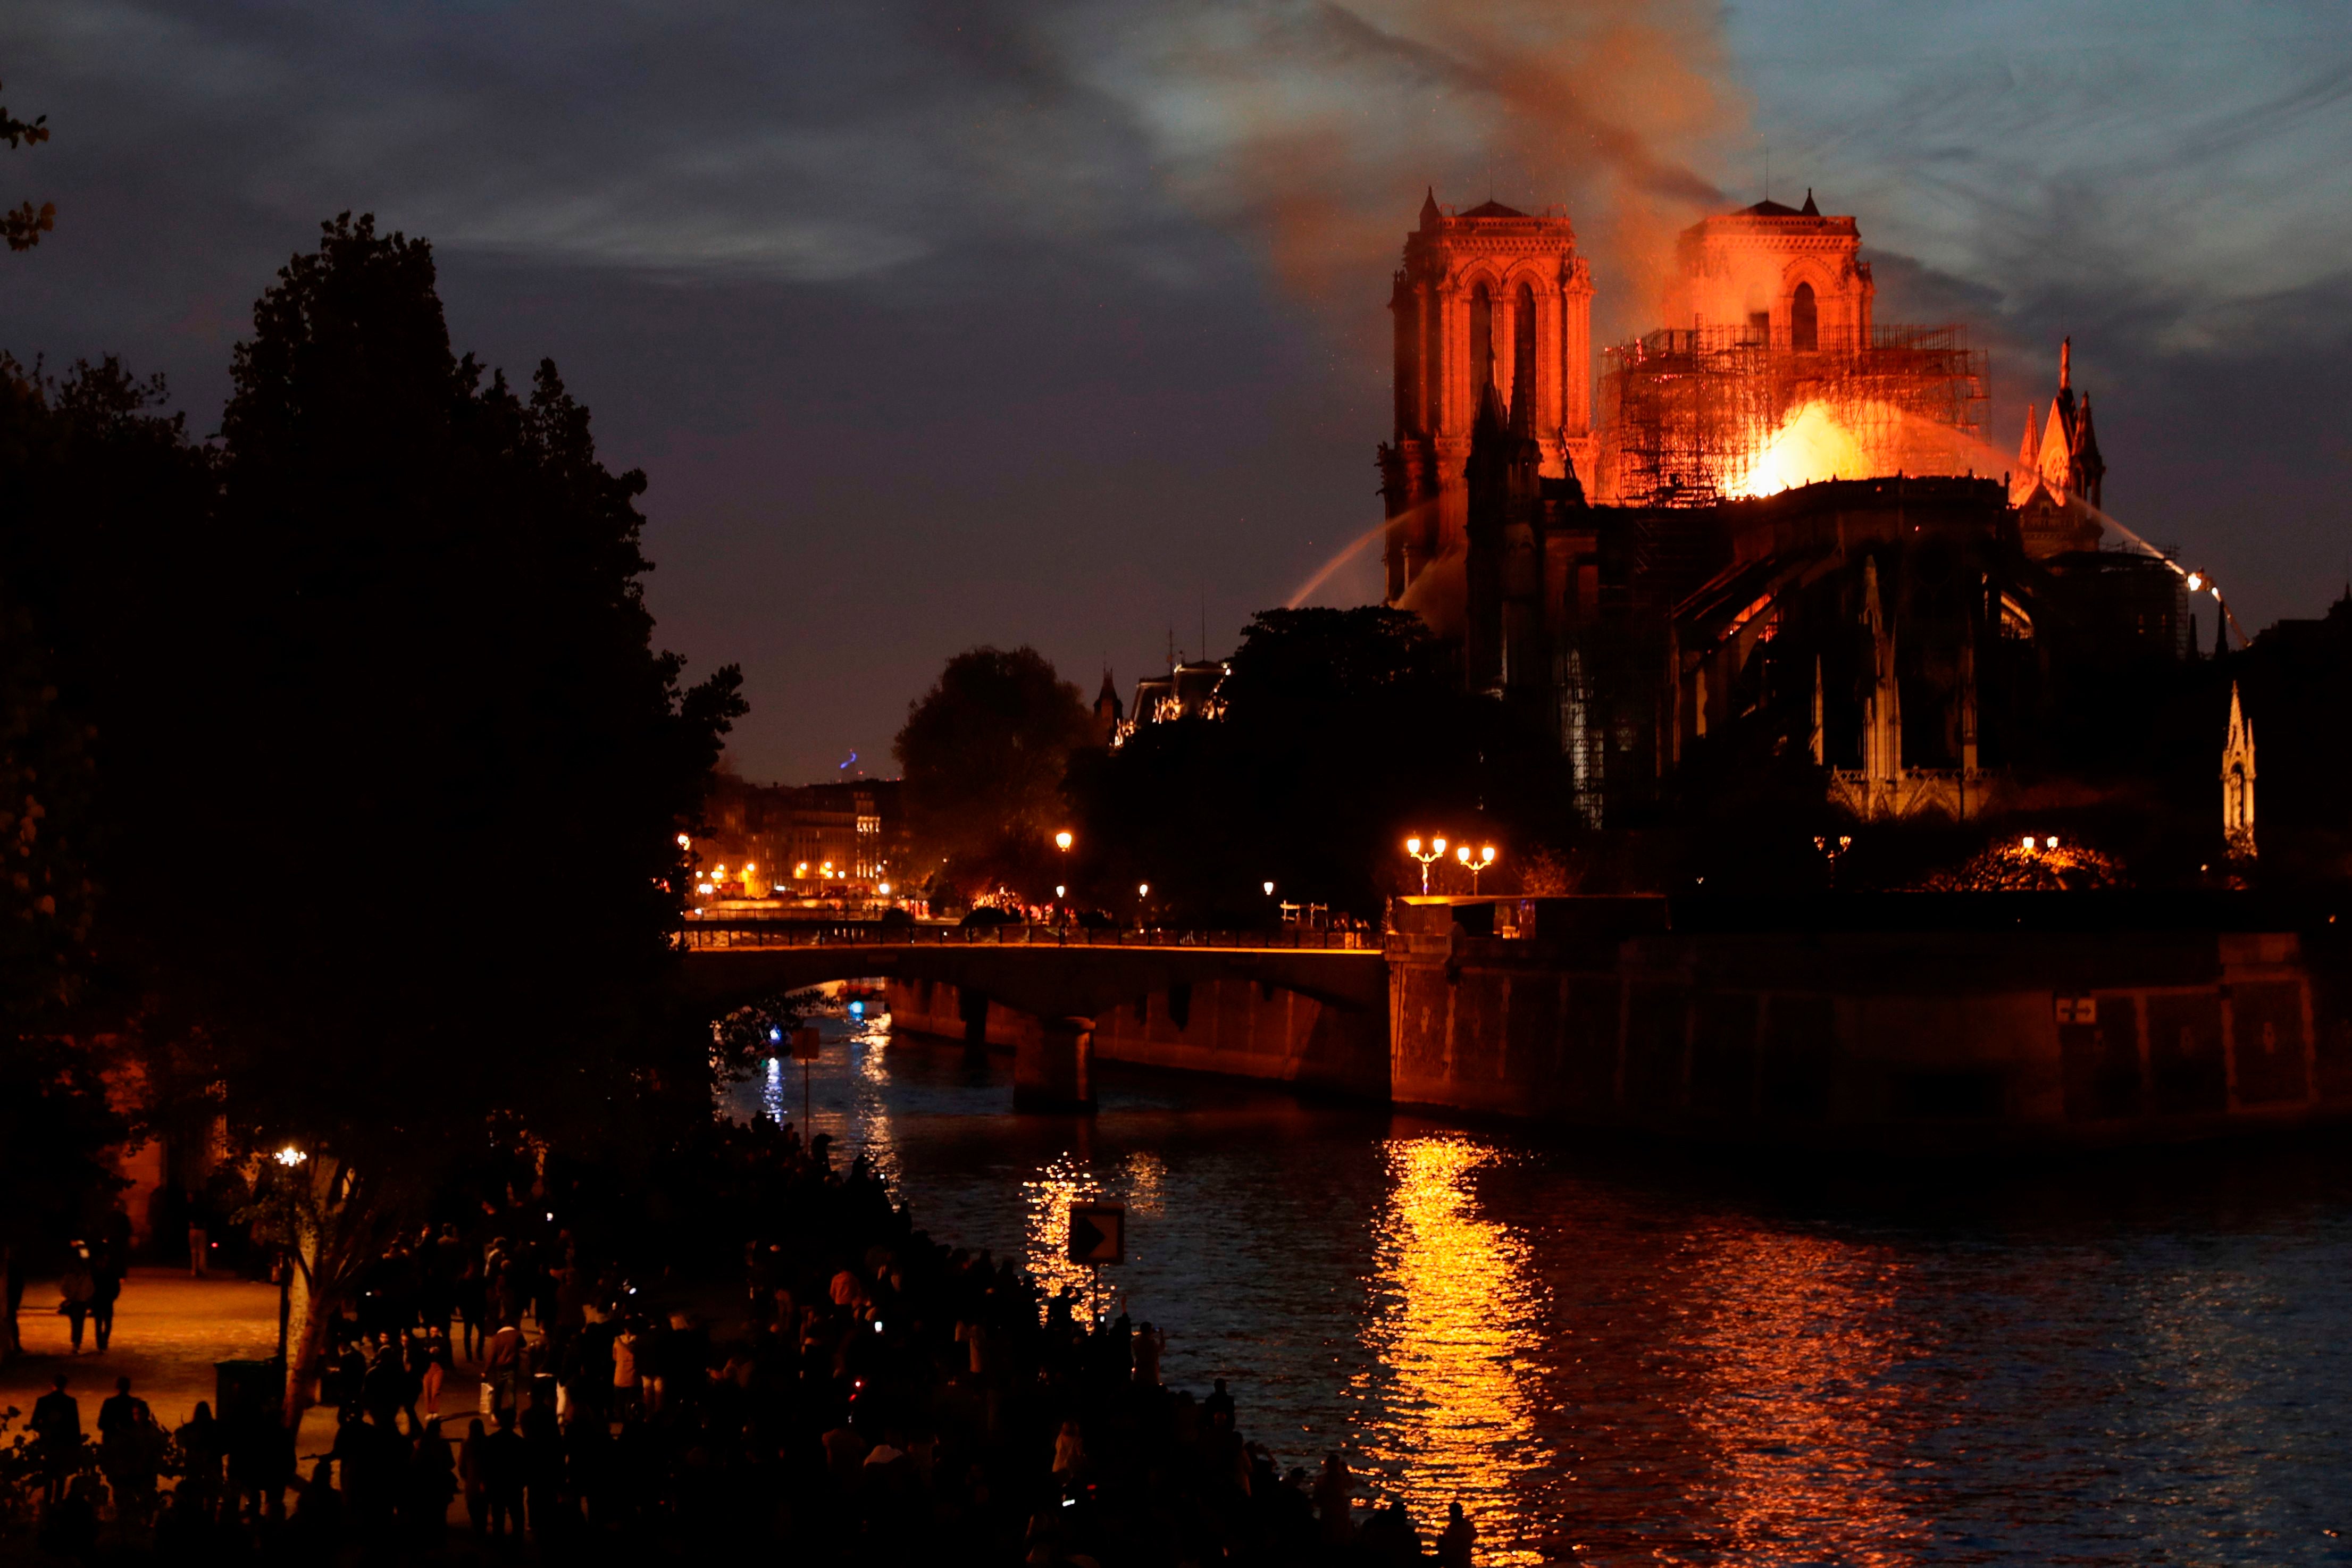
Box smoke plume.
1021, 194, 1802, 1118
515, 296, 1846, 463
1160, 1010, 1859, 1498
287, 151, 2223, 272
1054, 0, 1748, 341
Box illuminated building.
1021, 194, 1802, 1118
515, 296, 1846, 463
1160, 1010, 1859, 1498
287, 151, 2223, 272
692, 776, 906, 899
1114, 659, 1227, 746
1377, 192, 2200, 825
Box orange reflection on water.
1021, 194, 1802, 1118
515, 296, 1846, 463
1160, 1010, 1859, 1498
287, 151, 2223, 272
1352, 1134, 1545, 1565
1021, 1151, 1103, 1314
1676, 1230, 1931, 1565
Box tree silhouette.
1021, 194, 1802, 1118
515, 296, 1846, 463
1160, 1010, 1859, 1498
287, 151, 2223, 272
0, 215, 743, 1413
1, 80, 54, 251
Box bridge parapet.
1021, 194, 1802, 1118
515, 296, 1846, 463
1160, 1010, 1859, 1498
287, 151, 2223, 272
676, 920, 1377, 953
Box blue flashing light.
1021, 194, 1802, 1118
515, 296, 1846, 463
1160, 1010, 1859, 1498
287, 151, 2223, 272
768, 1027, 782, 1042
848, 1000, 865, 1017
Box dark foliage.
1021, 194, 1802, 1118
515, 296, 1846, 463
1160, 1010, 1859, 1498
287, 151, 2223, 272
1067, 607, 1570, 921
0, 217, 747, 1359
894, 645, 1090, 899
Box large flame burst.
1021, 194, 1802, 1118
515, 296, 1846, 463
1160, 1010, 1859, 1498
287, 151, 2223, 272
1728, 401, 1874, 498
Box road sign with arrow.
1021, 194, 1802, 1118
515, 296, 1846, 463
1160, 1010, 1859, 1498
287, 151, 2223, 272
1066, 1201, 1125, 1265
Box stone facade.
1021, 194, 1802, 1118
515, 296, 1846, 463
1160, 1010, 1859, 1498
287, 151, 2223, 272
1387, 898, 2350, 1147
1379, 192, 1594, 624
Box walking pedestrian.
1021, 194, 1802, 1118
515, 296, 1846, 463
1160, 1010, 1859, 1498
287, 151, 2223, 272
30, 1373, 81, 1506
89, 1252, 124, 1353
422, 1325, 451, 1417
57, 1247, 96, 1354
96, 1376, 153, 1515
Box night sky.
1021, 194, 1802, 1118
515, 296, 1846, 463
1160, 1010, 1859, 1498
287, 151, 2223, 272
6, 2, 2349, 783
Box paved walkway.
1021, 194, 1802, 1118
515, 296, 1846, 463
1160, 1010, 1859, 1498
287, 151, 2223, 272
2, 1267, 482, 1459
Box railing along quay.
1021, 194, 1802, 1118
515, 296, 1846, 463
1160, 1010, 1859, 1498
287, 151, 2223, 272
674, 920, 1378, 953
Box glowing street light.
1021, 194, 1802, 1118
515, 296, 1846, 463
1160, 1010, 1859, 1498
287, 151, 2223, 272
1460, 842, 1497, 893
1136, 881, 1150, 930
1262, 881, 1275, 896
675, 832, 691, 850
1404, 835, 1448, 895
273, 1145, 307, 1168
1055, 830, 1074, 851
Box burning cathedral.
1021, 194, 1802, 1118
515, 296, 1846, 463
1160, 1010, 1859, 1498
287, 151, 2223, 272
1375, 190, 2183, 827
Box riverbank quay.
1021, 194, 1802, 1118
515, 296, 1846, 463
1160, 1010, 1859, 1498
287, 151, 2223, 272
886, 891, 2352, 1149
1, 1118, 1462, 1566
1389, 891, 2352, 1148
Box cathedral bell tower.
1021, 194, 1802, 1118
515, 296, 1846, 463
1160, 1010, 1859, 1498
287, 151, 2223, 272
1379, 191, 1593, 627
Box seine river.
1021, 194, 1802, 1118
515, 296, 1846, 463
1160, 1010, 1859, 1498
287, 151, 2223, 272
740, 1009, 2352, 1565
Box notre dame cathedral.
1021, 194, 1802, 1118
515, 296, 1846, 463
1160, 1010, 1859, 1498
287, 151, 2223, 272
1375, 191, 2192, 829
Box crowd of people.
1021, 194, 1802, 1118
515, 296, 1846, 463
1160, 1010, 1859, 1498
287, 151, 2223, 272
4, 1117, 1478, 1564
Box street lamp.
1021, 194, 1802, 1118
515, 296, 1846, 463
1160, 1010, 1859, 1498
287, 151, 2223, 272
1404, 835, 1447, 895
1136, 881, 1150, 930
1457, 843, 1497, 894
1262, 881, 1275, 896
1055, 830, 1074, 852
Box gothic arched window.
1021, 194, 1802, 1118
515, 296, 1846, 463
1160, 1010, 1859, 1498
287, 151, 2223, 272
1791, 281, 1819, 353
1470, 283, 1494, 393
1513, 281, 1537, 423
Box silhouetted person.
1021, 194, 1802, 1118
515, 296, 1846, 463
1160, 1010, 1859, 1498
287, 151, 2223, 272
459, 1416, 491, 1536
89, 1254, 123, 1352
56, 1248, 94, 1353
483, 1406, 524, 1537
176, 1402, 224, 1522
1439, 1500, 1477, 1567
30, 1373, 80, 1505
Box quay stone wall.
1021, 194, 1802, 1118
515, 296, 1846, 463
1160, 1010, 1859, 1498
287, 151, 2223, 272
1388, 900, 2352, 1145
884, 974, 1389, 1100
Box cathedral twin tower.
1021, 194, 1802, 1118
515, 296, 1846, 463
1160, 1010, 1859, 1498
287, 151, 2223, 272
1378, 186, 1884, 622
1379, 191, 1594, 607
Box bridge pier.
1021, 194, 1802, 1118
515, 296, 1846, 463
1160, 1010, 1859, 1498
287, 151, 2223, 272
958, 987, 993, 1067
1014, 1015, 1095, 1112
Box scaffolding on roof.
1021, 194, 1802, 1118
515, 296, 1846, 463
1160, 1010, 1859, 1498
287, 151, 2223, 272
1595, 324, 1988, 508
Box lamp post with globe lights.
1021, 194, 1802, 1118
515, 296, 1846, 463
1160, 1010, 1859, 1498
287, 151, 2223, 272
1404, 836, 1447, 895
1455, 842, 1497, 894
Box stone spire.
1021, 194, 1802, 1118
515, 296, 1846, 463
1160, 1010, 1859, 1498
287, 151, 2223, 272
2222, 682, 2257, 858
1862, 557, 1901, 784
1810, 656, 1825, 766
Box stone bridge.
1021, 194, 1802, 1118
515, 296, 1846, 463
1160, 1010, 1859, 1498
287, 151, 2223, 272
677, 923, 1386, 1110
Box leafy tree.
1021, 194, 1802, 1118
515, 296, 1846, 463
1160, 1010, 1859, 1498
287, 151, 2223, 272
1067, 607, 1569, 921
2, 80, 54, 251
0, 356, 202, 1355
0, 549, 116, 1356
84, 215, 743, 1419
894, 646, 1089, 898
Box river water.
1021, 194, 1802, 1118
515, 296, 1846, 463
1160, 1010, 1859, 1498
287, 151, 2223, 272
736, 1009, 2352, 1565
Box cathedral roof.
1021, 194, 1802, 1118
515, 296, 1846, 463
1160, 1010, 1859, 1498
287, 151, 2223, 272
1459, 199, 1527, 219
